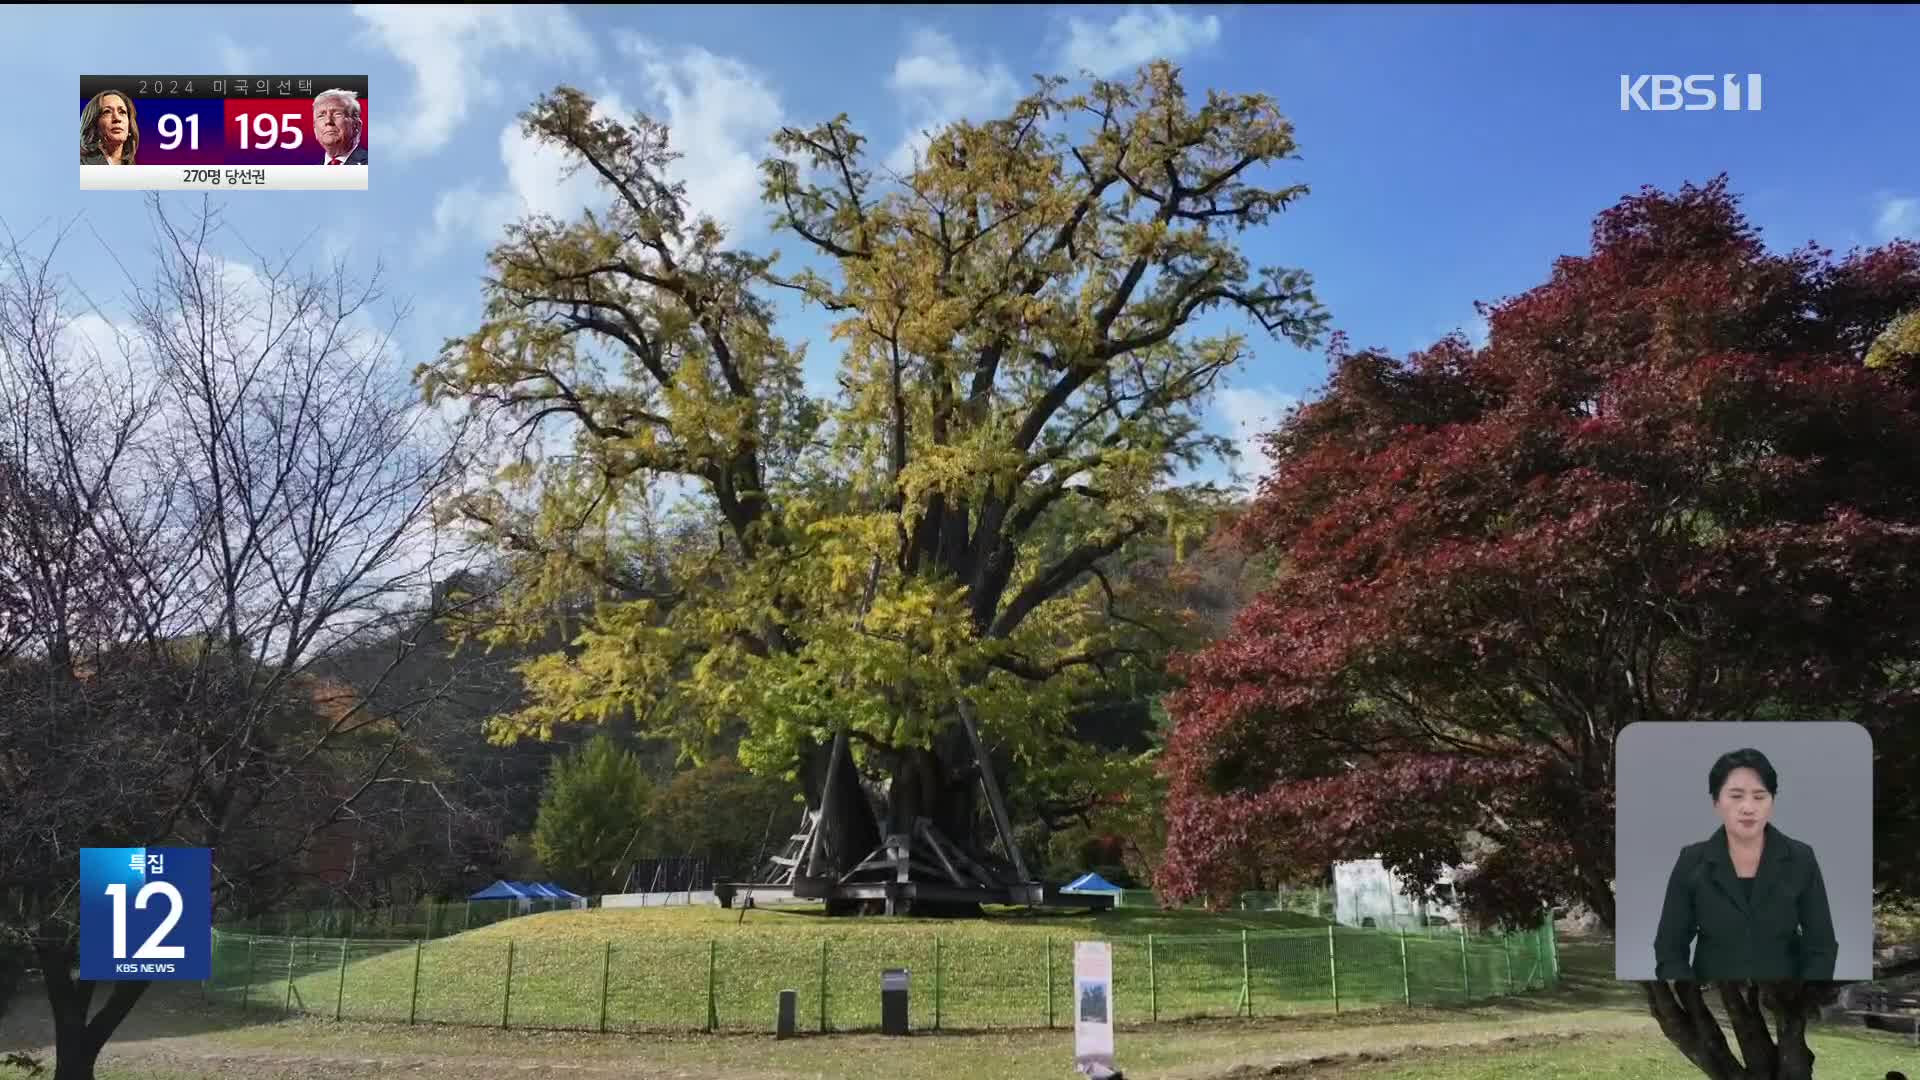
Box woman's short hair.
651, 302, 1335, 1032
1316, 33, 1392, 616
313, 88, 362, 127
1708, 748, 1778, 799
80, 90, 139, 163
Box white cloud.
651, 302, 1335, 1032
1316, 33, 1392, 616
425, 32, 788, 257
62, 311, 132, 365
424, 87, 634, 258
1875, 194, 1919, 241
1216, 385, 1298, 490
352, 5, 596, 160
618, 36, 786, 239
428, 184, 520, 257
1059, 6, 1222, 79
885, 29, 1019, 174
214, 35, 263, 75
403, 32, 788, 405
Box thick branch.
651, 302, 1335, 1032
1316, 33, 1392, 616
988, 518, 1150, 639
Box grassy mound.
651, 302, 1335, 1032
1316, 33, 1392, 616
208, 904, 1549, 1035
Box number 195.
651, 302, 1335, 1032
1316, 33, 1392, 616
235, 112, 304, 150
156, 113, 199, 151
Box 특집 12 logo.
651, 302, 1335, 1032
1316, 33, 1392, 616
80, 847, 212, 981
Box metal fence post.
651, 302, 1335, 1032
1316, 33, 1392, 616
501, 941, 515, 1029
1327, 925, 1339, 1013
334, 938, 348, 1021
1148, 934, 1158, 1023
599, 942, 613, 1033
934, 936, 942, 1031
283, 938, 297, 1016
464, 900, 471, 933
819, 938, 828, 1033
1045, 937, 1054, 1028
705, 940, 718, 1033
1458, 925, 1470, 999
1546, 915, 1559, 987
408, 941, 423, 1024
1550, 922, 1559, 989
1399, 926, 1411, 1007
242, 936, 255, 1014
1502, 933, 1513, 995
1241, 929, 1252, 1018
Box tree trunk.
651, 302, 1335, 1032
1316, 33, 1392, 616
1577, 865, 1616, 932
883, 725, 981, 858
36, 943, 149, 1080
0, 942, 27, 1026
1644, 979, 1839, 1079
793, 721, 1025, 916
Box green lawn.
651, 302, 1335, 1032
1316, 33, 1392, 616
9, 931, 1916, 1079
204, 904, 1554, 1035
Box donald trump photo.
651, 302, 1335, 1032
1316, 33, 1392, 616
312, 88, 366, 165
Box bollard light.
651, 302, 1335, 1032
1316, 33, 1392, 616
881, 968, 910, 1035
776, 988, 797, 1039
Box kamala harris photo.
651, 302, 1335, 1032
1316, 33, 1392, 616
81, 89, 138, 165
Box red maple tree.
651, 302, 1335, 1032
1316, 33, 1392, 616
1159, 176, 1920, 934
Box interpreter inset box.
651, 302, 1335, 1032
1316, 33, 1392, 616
1614, 722, 1872, 982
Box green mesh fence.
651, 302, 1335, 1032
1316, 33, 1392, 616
1114, 887, 1332, 916
606, 938, 710, 1031
415, 939, 506, 1027
928, 931, 1035, 1030
218, 899, 560, 940
509, 940, 604, 1030
205, 914, 1556, 1035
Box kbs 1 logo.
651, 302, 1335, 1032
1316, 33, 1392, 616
1619, 74, 1763, 112
80, 847, 213, 981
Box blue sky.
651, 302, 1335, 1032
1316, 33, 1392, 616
13, 4, 1917, 488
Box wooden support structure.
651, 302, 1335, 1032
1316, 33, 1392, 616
718, 703, 1112, 915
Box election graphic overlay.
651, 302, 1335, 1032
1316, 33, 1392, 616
80, 75, 368, 191
80, 847, 213, 981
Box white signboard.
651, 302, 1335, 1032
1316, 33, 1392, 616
1073, 940, 1116, 1076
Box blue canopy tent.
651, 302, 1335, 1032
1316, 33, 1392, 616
469, 880, 535, 901
469, 880, 587, 911
1061, 872, 1123, 894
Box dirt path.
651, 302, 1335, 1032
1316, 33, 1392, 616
4, 979, 1663, 1080
93, 1027, 1642, 1080
90, 1046, 659, 1079
6, 990, 771, 1079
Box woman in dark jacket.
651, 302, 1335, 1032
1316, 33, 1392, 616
1653, 748, 1838, 982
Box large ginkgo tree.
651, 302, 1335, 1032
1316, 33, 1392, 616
418, 62, 1328, 897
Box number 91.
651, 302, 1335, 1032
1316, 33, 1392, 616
155, 112, 200, 151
